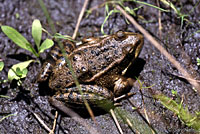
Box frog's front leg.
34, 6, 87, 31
112, 75, 135, 97
37, 40, 76, 82
51, 84, 114, 108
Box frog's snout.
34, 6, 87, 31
134, 34, 144, 58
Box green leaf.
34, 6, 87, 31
8, 60, 34, 81
124, 7, 136, 16
53, 33, 76, 42
15, 13, 20, 19
22, 68, 28, 75
0, 95, 10, 98
16, 67, 23, 77
0, 61, 4, 71
171, 89, 177, 96
197, 58, 200, 66
1, 26, 39, 57
32, 19, 42, 51
38, 39, 54, 54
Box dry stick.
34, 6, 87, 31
87, 1, 107, 13
50, 97, 100, 134
110, 109, 124, 134
116, 5, 200, 94
49, 111, 58, 134
156, 0, 162, 38
114, 93, 135, 102
171, 73, 200, 83
71, 0, 97, 123
55, 114, 61, 134
73, 1, 125, 133
112, 94, 136, 133
142, 101, 155, 134
52, 0, 95, 132
70, 20, 122, 133
72, 0, 89, 39
33, 112, 51, 133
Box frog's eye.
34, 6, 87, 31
116, 31, 125, 38
82, 37, 98, 44
115, 31, 126, 41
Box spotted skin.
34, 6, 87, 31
38, 31, 144, 108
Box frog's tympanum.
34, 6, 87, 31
38, 31, 143, 108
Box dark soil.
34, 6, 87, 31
0, 0, 200, 134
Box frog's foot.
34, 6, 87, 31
52, 84, 114, 108
37, 62, 54, 82
113, 75, 135, 97
114, 92, 136, 102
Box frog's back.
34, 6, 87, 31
70, 31, 143, 83
48, 31, 143, 90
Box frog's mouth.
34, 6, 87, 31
133, 39, 143, 58
122, 35, 143, 75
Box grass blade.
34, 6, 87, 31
32, 19, 42, 51
154, 94, 200, 130
0, 114, 16, 122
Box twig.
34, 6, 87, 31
125, 118, 139, 134
115, 5, 200, 94
171, 72, 200, 83
114, 93, 135, 102
127, 98, 157, 134
142, 102, 155, 134
71, 0, 97, 124
156, 0, 162, 38
49, 97, 100, 134
49, 111, 58, 134
87, 1, 107, 13
55, 114, 61, 134
126, 118, 133, 128
72, 0, 89, 39
33, 112, 51, 133
110, 109, 123, 134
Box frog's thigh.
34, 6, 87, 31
53, 84, 113, 106
113, 75, 135, 96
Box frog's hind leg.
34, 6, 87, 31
51, 84, 114, 108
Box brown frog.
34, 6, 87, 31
38, 31, 143, 107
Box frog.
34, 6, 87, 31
38, 31, 144, 108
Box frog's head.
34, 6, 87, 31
113, 31, 143, 59
109, 31, 144, 76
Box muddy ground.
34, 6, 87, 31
0, 0, 200, 134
